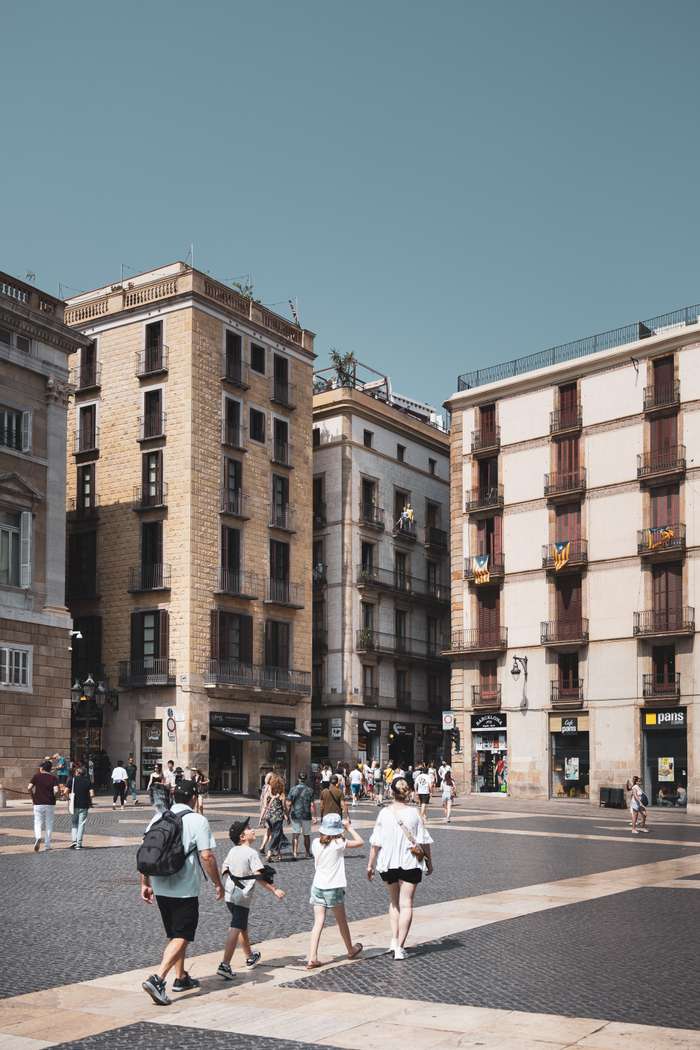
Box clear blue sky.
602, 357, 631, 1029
3, 1, 700, 408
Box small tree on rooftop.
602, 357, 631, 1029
329, 349, 357, 387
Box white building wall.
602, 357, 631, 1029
499, 387, 552, 445
502, 445, 549, 504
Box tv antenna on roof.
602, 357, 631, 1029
185, 243, 195, 268
289, 298, 300, 326
25, 272, 36, 283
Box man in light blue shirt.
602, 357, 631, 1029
140, 780, 223, 1005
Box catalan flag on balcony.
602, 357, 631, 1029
648, 526, 674, 550
473, 554, 490, 584
554, 541, 570, 572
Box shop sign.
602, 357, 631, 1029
471, 712, 507, 731
362, 720, 379, 735
331, 717, 342, 739
644, 709, 686, 730
392, 722, 414, 736
561, 718, 578, 735
145, 723, 162, 744
442, 711, 455, 731
211, 711, 250, 729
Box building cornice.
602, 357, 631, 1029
313, 387, 450, 452
0, 300, 91, 357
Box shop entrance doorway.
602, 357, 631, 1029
389, 722, 414, 768
643, 708, 687, 807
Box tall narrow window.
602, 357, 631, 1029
77, 464, 95, 511
395, 550, 408, 590
479, 404, 496, 444
652, 356, 674, 401
363, 429, 373, 448
141, 521, 163, 588
558, 653, 579, 696
224, 458, 242, 514
0, 511, 21, 586
650, 485, 678, 528
144, 321, 163, 373
249, 408, 265, 443
478, 589, 500, 645
269, 539, 290, 603
80, 341, 97, 388
273, 418, 289, 463
265, 620, 290, 668
313, 476, 325, 526
225, 331, 243, 383
558, 383, 578, 427
651, 645, 675, 692
224, 399, 242, 446
555, 435, 579, 484
0, 406, 30, 452
361, 542, 374, 573
555, 576, 582, 638
78, 404, 97, 452
480, 659, 497, 700
143, 389, 163, 438
271, 474, 289, 528
395, 609, 407, 650
273, 354, 290, 403
250, 343, 266, 374
478, 457, 498, 497
652, 563, 682, 630
142, 451, 163, 506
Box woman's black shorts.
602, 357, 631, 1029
380, 867, 422, 885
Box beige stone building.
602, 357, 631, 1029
65, 263, 314, 793
0, 272, 90, 792
446, 303, 700, 812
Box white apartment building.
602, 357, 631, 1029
446, 304, 700, 812
312, 364, 451, 768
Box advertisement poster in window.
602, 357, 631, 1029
658, 756, 674, 782
564, 756, 579, 781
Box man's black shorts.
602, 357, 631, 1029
380, 867, 422, 885
226, 902, 250, 930
418, 793, 430, 805
155, 895, 199, 942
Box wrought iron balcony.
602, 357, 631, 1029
313, 501, 327, 528
464, 554, 505, 583
221, 421, 246, 450
133, 483, 168, 510
128, 563, 171, 592
356, 565, 449, 603
359, 502, 385, 529
643, 381, 680, 414
544, 470, 586, 500
204, 659, 310, 694
637, 524, 685, 558
541, 619, 589, 645
265, 578, 304, 607
642, 672, 681, 700
425, 526, 448, 552
119, 658, 176, 688
74, 361, 101, 391
74, 427, 99, 455
542, 540, 588, 572
222, 360, 249, 389
271, 377, 296, 409
220, 489, 249, 517
136, 346, 169, 378
445, 628, 508, 656
355, 630, 448, 661
465, 485, 504, 515
269, 505, 295, 532
637, 445, 686, 483
471, 684, 502, 709
550, 406, 582, 435
550, 681, 584, 709
362, 687, 380, 707
393, 517, 417, 542
633, 607, 694, 637
68, 495, 100, 518
138, 413, 166, 441
471, 427, 500, 455
215, 568, 260, 598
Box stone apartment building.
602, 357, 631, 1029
64, 263, 315, 794
0, 272, 90, 792
446, 303, 700, 812
311, 363, 451, 768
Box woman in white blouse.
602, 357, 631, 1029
367, 777, 433, 959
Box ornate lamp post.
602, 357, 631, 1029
71, 675, 118, 785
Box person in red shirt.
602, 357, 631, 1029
28, 760, 59, 851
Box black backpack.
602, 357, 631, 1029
136, 810, 197, 877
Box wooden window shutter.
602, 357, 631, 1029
19, 511, 32, 588
158, 610, 169, 660
130, 612, 144, 662
240, 614, 253, 665
264, 621, 273, 666
210, 609, 221, 661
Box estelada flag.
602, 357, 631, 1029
648, 526, 674, 550
473, 554, 490, 584
554, 541, 570, 571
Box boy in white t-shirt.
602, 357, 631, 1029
306, 814, 364, 969
217, 818, 286, 980
349, 766, 364, 805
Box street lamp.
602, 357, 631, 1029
510, 655, 528, 680
71, 674, 118, 785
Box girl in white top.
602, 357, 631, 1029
441, 770, 455, 822
307, 813, 364, 969
367, 778, 434, 960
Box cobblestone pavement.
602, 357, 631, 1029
53, 1025, 310, 1050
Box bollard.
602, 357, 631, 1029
0, 784, 6, 809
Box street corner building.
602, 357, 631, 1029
64, 262, 315, 793
0, 273, 91, 792
311, 361, 451, 767
446, 303, 700, 813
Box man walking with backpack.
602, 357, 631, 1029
138, 779, 224, 1005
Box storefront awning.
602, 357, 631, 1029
267, 729, 313, 743
211, 726, 271, 742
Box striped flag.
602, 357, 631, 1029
648, 526, 674, 550
554, 541, 570, 571
473, 554, 490, 584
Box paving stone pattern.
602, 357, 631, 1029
54, 1023, 312, 1050
286, 886, 700, 1030
463, 815, 700, 843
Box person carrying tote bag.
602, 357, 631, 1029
67, 763, 95, 850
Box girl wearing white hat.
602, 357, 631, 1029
306, 813, 364, 969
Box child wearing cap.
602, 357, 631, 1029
217, 818, 286, 980
306, 814, 364, 970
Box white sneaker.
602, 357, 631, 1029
393, 946, 407, 961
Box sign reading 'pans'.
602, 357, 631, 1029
644, 708, 686, 730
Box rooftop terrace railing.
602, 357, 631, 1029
457, 303, 700, 392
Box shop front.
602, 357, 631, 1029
549, 713, 590, 800
311, 719, 329, 767
139, 719, 163, 790
260, 716, 312, 787
642, 707, 688, 807
471, 712, 507, 794
422, 723, 444, 766
389, 721, 414, 767
358, 718, 381, 764
209, 712, 270, 793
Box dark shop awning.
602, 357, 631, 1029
211, 726, 271, 742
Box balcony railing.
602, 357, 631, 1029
74, 361, 101, 391
542, 540, 588, 571
360, 502, 385, 528
222, 360, 249, 389
637, 445, 686, 481
425, 526, 448, 551
204, 659, 310, 694
118, 658, 176, 688
216, 568, 260, 597
550, 406, 582, 434
68, 495, 99, 517
471, 684, 502, 709
270, 439, 292, 466
271, 377, 296, 409
643, 381, 680, 413
128, 563, 171, 592
136, 346, 169, 378
551, 681, 584, 709
393, 517, 417, 541
356, 565, 450, 603
138, 413, 166, 441
266, 578, 304, 607
541, 619, 589, 645
355, 630, 448, 660
637, 524, 685, 557
544, 470, 586, 499
134, 483, 168, 509
465, 485, 504, 514
362, 687, 380, 706
74, 427, 99, 454
633, 607, 695, 637
314, 501, 327, 528
445, 628, 508, 655
220, 489, 248, 517
471, 427, 501, 455
269, 505, 295, 531
642, 672, 681, 700
221, 422, 246, 450
464, 554, 505, 582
